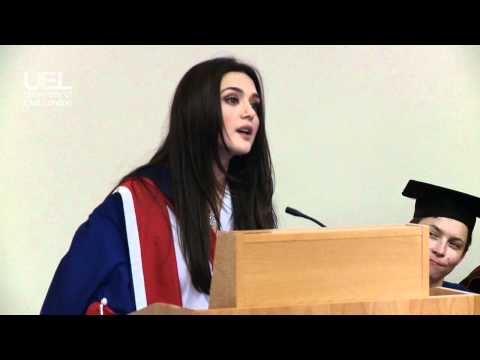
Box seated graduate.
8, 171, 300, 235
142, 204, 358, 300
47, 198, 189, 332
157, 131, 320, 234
40, 57, 277, 315
402, 180, 480, 292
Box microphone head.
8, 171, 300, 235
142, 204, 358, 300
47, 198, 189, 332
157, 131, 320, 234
285, 206, 301, 216
285, 206, 327, 227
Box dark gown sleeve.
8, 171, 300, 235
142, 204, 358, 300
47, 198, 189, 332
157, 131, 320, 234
442, 281, 472, 292
460, 265, 480, 294
40, 193, 136, 315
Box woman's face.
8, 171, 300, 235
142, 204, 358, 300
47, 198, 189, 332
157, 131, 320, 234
420, 217, 469, 287
219, 71, 260, 163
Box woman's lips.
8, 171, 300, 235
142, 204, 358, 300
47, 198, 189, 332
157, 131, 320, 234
430, 259, 446, 267
237, 130, 253, 140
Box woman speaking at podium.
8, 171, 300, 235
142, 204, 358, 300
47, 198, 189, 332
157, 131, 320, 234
41, 57, 277, 315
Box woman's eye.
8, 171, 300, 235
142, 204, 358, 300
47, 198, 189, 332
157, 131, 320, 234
430, 232, 439, 239
449, 242, 462, 250
225, 96, 239, 105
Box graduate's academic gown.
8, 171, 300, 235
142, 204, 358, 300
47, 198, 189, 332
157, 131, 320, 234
442, 281, 472, 292
40, 166, 232, 315
460, 265, 480, 294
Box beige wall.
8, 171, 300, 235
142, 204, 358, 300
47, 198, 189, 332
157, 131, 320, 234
1, 45, 479, 314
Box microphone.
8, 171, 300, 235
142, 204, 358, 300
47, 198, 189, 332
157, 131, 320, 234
285, 206, 326, 227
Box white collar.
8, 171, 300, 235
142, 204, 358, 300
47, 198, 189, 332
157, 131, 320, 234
219, 187, 233, 231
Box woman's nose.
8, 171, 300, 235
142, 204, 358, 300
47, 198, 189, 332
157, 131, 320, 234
431, 240, 447, 256
241, 101, 256, 119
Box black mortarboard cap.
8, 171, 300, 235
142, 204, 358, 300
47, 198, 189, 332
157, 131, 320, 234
402, 180, 480, 232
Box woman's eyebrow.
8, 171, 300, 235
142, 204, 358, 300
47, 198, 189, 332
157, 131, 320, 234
430, 224, 465, 243
221, 87, 259, 100
221, 86, 244, 94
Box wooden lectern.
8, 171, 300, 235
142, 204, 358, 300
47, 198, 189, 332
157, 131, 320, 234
131, 224, 480, 315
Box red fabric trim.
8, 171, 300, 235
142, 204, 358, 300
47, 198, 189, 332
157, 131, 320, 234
121, 178, 183, 307
120, 177, 219, 309
85, 302, 116, 315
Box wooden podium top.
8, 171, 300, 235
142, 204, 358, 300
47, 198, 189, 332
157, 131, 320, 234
132, 288, 480, 315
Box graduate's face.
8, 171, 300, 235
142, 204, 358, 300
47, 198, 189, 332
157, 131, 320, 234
219, 72, 260, 163
419, 217, 469, 287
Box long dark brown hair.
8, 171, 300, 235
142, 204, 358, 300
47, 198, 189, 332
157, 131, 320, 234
119, 57, 277, 294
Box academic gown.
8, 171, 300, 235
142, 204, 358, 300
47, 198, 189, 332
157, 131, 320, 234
40, 166, 232, 315
442, 281, 472, 292
460, 265, 480, 294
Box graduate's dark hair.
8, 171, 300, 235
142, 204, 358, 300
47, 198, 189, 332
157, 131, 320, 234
409, 217, 472, 254
119, 57, 277, 294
